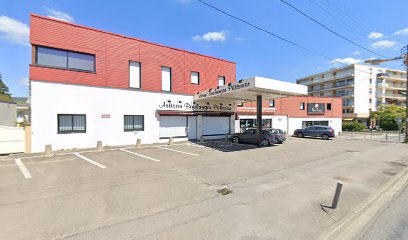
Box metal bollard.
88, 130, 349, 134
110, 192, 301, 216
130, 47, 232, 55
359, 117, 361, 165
331, 182, 343, 209
96, 141, 103, 151
385, 133, 388, 141
136, 138, 141, 147
225, 134, 228, 142
44, 144, 54, 157
168, 137, 173, 145
200, 136, 204, 144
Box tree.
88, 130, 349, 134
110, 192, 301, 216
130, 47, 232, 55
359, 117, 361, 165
370, 105, 406, 131
0, 73, 13, 102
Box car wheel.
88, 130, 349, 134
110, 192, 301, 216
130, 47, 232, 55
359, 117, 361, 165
232, 136, 240, 143
322, 134, 329, 140
297, 132, 304, 138
260, 138, 270, 147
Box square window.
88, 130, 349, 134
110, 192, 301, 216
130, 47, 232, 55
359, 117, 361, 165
124, 115, 144, 131
58, 114, 86, 133
191, 71, 199, 84
269, 100, 275, 107
218, 76, 225, 86
300, 102, 305, 110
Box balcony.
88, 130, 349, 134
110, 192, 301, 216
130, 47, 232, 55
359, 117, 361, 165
376, 83, 407, 90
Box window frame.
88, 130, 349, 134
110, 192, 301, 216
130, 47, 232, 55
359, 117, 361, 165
57, 114, 86, 134
218, 76, 226, 86
35, 45, 96, 73
161, 66, 172, 92
124, 115, 145, 132
191, 71, 200, 85
129, 61, 142, 89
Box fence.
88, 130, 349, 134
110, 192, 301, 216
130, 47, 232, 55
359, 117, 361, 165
339, 131, 404, 143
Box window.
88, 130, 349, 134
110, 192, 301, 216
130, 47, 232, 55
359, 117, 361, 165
218, 76, 225, 86
124, 115, 144, 131
36, 46, 95, 72
327, 103, 332, 110
58, 114, 86, 133
300, 102, 305, 110
269, 100, 275, 107
129, 61, 141, 88
191, 71, 200, 84
162, 66, 171, 92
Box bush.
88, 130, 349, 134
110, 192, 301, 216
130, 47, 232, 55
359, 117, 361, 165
342, 122, 366, 132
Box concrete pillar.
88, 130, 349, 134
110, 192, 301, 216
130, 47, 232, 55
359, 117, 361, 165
44, 144, 53, 157
136, 138, 141, 147
256, 95, 263, 137
230, 115, 236, 134
96, 141, 103, 151
197, 115, 203, 140
168, 137, 173, 145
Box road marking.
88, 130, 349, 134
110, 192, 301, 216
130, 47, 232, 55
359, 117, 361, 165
14, 158, 32, 179
120, 149, 160, 162
156, 146, 200, 156
74, 153, 107, 168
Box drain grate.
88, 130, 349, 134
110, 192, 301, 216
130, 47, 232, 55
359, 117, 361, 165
217, 188, 233, 196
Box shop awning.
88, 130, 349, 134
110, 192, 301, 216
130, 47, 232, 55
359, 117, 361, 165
193, 76, 307, 103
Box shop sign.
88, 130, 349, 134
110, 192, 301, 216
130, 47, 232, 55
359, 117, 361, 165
158, 99, 234, 112
101, 114, 111, 118
307, 103, 325, 115
195, 79, 253, 99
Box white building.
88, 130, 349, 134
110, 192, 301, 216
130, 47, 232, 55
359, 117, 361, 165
296, 64, 407, 124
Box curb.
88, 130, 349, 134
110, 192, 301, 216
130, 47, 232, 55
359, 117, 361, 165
318, 165, 408, 240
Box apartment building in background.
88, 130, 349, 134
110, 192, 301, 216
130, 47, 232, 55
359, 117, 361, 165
296, 64, 407, 124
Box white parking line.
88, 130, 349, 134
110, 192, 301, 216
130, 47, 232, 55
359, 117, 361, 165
73, 153, 107, 169
14, 158, 32, 179
155, 146, 200, 156
120, 149, 160, 162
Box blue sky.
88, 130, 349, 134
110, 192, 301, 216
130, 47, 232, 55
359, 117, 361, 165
0, 0, 407, 97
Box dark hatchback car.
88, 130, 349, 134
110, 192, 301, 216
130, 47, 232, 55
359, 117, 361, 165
294, 125, 335, 140
230, 128, 286, 147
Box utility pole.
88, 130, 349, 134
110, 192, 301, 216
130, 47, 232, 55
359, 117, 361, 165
404, 45, 408, 141
365, 44, 408, 142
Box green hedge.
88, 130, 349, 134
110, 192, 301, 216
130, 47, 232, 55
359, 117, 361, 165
342, 122, 366, 132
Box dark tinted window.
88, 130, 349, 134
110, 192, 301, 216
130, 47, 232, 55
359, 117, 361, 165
37, 47, 67, 68
58, 114, 86, 133
36, 46, 95, 72
68, 52, 95, 72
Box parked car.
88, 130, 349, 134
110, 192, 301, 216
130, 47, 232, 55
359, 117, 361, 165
230, 128, 286, 147
294, 125, 335, 140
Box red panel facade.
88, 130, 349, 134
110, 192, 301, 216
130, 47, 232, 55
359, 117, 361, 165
238, 96, 342, 118
29, 14, 236, 94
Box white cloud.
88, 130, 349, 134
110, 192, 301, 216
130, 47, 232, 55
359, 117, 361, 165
43, 6, 74, 23
393, 28, 408, 36
330, 57, 362, 65
352, 50, 361, 56
193, 31, 228, 42
370, 40, 398, 49
368, 32, 383, 39
18, 77, 29, 86
0, 16, 29, 46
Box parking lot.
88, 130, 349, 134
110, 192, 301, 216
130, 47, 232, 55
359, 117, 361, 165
1, 137, 408, 240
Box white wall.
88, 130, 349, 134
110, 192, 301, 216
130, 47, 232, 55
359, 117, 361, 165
31, 82, 235, 152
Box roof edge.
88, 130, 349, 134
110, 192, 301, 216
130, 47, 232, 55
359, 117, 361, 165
30, 14, 236, 65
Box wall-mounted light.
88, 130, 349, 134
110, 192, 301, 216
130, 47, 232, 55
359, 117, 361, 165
167, 100, 171, 103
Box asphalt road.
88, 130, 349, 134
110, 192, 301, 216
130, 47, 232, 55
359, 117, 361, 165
359, 183, 408, 240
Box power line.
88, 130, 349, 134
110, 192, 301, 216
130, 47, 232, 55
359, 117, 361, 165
196, 0, 333, 61
308, 0, 367, 38
324, 0, 373, 32
277, 0, 389, 59
196, 0, 375, 76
